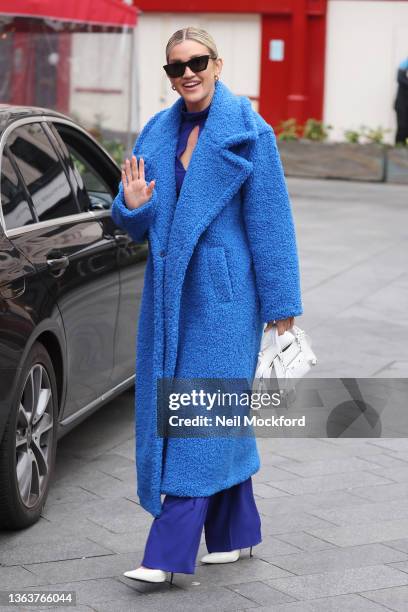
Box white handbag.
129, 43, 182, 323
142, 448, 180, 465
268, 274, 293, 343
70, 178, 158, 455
253, 324, 317, 395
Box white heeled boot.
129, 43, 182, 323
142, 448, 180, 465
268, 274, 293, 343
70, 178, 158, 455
123, 566, 174, 583
200, 547, 253, 564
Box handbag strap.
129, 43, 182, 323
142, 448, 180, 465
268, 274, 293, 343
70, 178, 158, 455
273, 326, 282, 352
274, 324, 301, 354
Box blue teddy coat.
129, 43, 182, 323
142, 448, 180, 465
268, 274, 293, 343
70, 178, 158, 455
111, 80, 303, 517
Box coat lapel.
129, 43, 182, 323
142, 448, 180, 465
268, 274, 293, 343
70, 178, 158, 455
144, 81, 260, 378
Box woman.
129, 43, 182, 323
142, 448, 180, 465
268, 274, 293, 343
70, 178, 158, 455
394, 56, 408, 145
111, 27, 303, 583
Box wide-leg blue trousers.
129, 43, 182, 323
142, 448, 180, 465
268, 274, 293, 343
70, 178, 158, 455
141, 477, 262, 574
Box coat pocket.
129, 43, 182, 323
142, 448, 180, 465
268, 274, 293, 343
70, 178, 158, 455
206, 246, 233, 303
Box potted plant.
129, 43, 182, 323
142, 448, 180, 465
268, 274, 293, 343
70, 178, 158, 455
276, 118, 301, 142
277, 119, 387, 182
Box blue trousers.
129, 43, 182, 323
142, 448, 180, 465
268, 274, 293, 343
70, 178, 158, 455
141, 477, 262, 574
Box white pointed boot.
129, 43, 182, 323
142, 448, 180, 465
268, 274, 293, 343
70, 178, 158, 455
200, 547, 253, 564
123, 566, 174, 583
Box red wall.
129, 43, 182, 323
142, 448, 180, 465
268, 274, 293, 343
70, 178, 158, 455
134, 0, 324, 13
259, 5, 327, 128
134, 0, 327, 128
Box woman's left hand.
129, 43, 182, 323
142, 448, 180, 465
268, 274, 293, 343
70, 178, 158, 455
265, 317, 294, 335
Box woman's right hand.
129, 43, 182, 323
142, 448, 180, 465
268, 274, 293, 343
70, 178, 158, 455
121, 155, 156, 210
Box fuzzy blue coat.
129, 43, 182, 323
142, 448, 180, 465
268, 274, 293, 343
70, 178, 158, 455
111, 80, 303, 517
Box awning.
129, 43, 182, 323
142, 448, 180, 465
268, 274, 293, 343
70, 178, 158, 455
0, 0, 138, 27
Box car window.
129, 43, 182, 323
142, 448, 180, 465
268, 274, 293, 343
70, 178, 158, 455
0, 147, 35, 230
46, 122, 90, 213
7, 122, 79, 222
52, 123, 116, 212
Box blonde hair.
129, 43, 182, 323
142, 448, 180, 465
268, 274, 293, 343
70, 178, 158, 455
165, 27, 218, 63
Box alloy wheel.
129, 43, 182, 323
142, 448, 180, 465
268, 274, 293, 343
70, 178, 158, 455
15, 364, 54, 508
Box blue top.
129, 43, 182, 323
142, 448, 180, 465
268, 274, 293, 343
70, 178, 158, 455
176, 101, 211, 196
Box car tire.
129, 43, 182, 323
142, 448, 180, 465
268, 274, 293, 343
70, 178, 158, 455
0, 342, 58, 530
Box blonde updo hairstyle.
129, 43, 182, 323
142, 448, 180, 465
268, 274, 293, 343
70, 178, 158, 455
165, 26, 219, 63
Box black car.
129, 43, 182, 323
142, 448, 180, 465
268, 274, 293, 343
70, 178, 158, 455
0, 105, 147, 530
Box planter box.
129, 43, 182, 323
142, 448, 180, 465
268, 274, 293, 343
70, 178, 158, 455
277, 141, 385, 182
385, 147, 408, 184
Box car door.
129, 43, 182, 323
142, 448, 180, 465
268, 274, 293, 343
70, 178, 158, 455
0, 146, 42, 430
3, 119, 120, 419
49, 120, 148, 385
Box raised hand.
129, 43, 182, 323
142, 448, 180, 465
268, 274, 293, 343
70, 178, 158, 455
121, 155, 156, 210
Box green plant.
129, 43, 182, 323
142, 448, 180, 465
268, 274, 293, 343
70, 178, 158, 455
66, 111, 125, 165
72, 157, 86, 177
360, 125, 391, 145
344, 129, 361, 143
276, 118, 300, 141
302, 119, 333, 142
98, 138, 125, 166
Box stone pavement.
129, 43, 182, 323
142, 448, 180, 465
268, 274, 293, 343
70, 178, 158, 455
1, 177, 408, 611
289, 177, 408, 377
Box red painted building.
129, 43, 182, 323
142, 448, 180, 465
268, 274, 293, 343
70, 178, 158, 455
134, 0, 327, 128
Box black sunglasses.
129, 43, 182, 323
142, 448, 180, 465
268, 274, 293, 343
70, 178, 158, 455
163, 54, 216, 78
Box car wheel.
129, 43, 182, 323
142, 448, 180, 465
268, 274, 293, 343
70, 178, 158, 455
0, 342, 58, 529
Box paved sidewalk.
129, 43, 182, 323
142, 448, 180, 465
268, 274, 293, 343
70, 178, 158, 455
1, 178, 407, 611
291, 177, 408, 377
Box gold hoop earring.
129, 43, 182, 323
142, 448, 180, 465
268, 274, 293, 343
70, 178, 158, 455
172, 85, 176, 90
